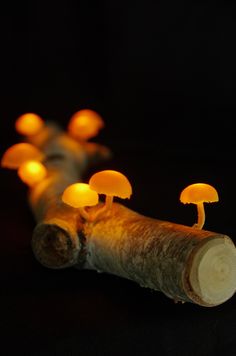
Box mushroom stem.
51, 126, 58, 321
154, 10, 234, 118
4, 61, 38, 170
105, 195, 113, 210
194, 202, 205, 229
89, 196, 114, 222
78, 207, 90, 221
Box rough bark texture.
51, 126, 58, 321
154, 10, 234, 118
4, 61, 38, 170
83, 203, 236, 306
29, 123, 110, 268
26, 123, 236, 307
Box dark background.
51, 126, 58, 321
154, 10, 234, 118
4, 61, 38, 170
1, 1, 236, 355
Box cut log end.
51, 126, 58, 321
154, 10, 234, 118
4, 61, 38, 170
31, 218, 81, 269
25, 123, 236, 307
188, 237, 236, 306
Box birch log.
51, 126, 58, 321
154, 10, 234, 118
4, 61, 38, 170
27, 123, 236, 307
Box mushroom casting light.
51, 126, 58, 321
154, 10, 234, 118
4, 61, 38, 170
17, 160, 47, 187
2, 112, 236, 307
88, 169, 132, 220
67, 109, 104, 141
62, 183, 99, 221
180, 183, 219, 229
1, 143, 44, 169
15, 113, 44, 136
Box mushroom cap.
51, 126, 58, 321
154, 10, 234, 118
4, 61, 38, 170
89, 170, 132, 199
67, 109, 104, 140
180, 183, 219, 204
1, 143, 44, 169
62, 183, 99, 208
15, 113, 44, 136
17, 160, 47, 187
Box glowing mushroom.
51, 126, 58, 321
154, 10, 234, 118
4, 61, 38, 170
62, 183, 99, 221
1, 143, 44, 169
180, 183, 219, 229
17, 160, 47, 187
15, 113, 44, 136
67, 109, 104, 141
89, 170, 132, 214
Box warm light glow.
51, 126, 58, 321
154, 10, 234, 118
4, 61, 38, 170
180, 183, 219, 204
89, 170, 132, 199
1, 143, 44, 169
67, 109, 104, 140
62, 183, 99, 208
17, 160, 47, 187
180, 183, 219, 230
15, 113, 44, 136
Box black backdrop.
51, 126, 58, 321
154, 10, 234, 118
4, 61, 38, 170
1, 2, 236, 355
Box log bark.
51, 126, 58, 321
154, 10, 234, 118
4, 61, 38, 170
84, 204, 236, 306
27, 123, 236, 307
28, 122, 110, 268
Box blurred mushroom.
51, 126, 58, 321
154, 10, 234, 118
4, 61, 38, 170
1, 143, 44, 169
89, 170, 132, 220
15, 113, 44, 136
180, 183, 219, 229
62, 183, 99, 221
67, 109, 104, 141
17, 160, 47, 187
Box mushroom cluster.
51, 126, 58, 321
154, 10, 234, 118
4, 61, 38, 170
1, 141, 47, 187
1, 108, 107, 189
1, 143, 44, 169
1, 110, 221, 231
61, 170, 132, 222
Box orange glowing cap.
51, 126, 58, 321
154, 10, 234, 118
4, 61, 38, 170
180, 183, 219, 204
89, 170, 132, 199
17, 160, 47, 187
67, 109, 104, 140
15, 113, 44, 136
1, 143, 44, 169
62, 183, 99, 208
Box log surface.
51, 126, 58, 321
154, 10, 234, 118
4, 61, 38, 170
27, 123, 236, 307
84, 203, 236, 306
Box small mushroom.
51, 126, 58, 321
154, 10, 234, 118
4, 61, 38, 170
62, 183, 99, 221
17, 160, 47, 187
15, 113, 44, 136
89, 170, 132, 219
1, 143, 44, 169
180, 183, 219, 229
67, 109, 104, 141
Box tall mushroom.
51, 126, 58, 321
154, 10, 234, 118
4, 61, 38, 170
180, 183, 219, 229
62, 183, 99, 221
88, 170, 132, 220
